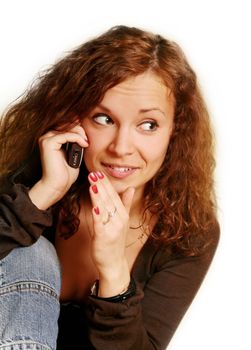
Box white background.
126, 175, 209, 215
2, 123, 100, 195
0, 1, 250, 349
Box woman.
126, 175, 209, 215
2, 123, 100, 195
0, 26, 219, 350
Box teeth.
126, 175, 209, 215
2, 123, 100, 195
109, 165, 131, 172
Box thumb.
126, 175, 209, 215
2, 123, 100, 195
121, 187, 135, 213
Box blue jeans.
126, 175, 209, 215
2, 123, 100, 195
0, 237, 61, 350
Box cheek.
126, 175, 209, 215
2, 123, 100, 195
143, 138, 169, 164
145, 147, 168, 179
83, 136, 107, 168
83, 150, 92, 172
83, 144, 97, 165
150, 149, 167, 168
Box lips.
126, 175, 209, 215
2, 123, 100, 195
102, 163, 139, 179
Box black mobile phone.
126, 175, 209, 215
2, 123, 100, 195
65, 142, 84, 168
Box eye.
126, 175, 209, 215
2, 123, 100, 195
139, 120, 159, 132
92, 113, 114, 126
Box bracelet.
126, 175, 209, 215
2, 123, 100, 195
90, 278, 136, 303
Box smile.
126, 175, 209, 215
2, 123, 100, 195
102, 163, 139, 178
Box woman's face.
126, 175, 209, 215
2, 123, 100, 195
82, 71, 174, 198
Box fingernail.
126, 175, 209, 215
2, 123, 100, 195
94, 206, 100, 215
89, 172, 98, 182
96, 171, 104, 179
91, 185, 98, 194
84, 137, 89, 143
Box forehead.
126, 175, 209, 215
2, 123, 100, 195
101, 72, 172, 107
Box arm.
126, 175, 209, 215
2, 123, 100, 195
140, 234, 220, 349
86, 222, 220, 350
0, 183, 53, 260
0, 124, 88, 260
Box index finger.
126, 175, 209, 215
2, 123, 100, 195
89, 171, 127, 213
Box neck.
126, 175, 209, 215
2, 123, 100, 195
129, 185, 144, 209
126, 188, 147, 228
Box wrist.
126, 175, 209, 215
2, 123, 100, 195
28, 180, 64, 210
90, 278, 136, 303
97, 260, 130, 297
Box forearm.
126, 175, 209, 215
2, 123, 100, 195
97, 259, 131, 297
28, 179, 65, 210
86, 224, 220, 350
86, 281, 155, 350
0, 183, 53, 260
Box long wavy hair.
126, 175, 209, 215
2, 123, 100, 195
0, 25, 217, 256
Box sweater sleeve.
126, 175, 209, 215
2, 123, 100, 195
85, 222, 220, 350
0, 183, 53, 260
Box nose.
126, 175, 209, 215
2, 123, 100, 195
108, 126, 134, 156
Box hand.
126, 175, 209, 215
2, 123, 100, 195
29, 124, 88, 209
88, 171, 135, 297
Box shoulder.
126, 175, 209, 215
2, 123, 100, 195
200, 217, 220, 262
134, 218, 220, 285
151, 218, 220, 271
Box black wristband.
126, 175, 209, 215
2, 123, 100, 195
90, 278, 136, 303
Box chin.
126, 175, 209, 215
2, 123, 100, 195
111, 182, 129, 194
108, 178, 133, 194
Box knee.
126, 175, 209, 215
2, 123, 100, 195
0, 236, 61, 295
0, 237, 61, 349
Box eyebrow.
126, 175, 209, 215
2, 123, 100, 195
97, 104, 166, 117
139, 108, 166, 117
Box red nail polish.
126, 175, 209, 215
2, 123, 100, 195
94, 206, 100, 215
96, 171, 104, 179
89, 172, 98, 182
92, 185, 98, 194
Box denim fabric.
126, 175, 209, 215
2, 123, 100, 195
0, 237, 61, 350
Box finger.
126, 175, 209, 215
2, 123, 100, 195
89, 172, 125, 211
88, 172, 125, 225
89, 182, 101, 209
40, 124, 88, 144
89, 182, 108, 225
66, 124, 89, 143
40, 125, 85, 139
120, 187, 135, 214
39, 130, 88, 151
92, 205, 104, 230
88, 172, 118, 211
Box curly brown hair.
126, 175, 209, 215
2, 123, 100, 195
0, 25, 217, 256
